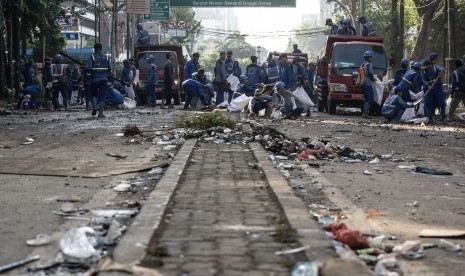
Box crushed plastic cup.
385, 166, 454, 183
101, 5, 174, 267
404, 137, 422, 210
439, 239, 462, 252
26, 234, 51, 246
113, 183, 131, 192
374, 261, 399, 276
59, 227, 100, 259
147, 167, 164, 175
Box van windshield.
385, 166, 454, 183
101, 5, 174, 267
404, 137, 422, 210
137, 51, 178, 70
333, 44, 387, 76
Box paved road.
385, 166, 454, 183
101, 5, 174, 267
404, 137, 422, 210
274, 111, 465, 276
143, 142, 306, 275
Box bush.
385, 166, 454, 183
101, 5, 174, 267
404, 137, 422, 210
175, 112, 235, 130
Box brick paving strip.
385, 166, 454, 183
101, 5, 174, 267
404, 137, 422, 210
142, 142, 308, 275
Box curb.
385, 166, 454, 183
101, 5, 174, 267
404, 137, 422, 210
111, 139, 197, 266
249, 142, 338, 262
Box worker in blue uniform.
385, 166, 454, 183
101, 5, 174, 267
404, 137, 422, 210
393, 58, 409, 86
86, 43, 112, 117
184, 52, 200, 80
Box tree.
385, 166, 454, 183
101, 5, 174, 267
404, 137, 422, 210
161, 7, 201, 51
412, 0, 441, 59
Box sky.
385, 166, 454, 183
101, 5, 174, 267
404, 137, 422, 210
233, 0, 320, 51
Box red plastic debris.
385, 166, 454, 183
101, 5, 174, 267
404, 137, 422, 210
324, 223, 369, 250
297, 149, 321, 161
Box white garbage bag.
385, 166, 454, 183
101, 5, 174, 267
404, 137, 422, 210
123, 97, 136, 109
270, 109, 281, 120
227, 94, 251, 112
373, 77, 384, 106
293, 86, 315, 107
127, 85, 135, 100
70, 90, 79, 106
227, 75, 240, 92
400, 108, 415, 122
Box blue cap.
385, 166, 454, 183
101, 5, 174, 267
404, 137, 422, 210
274, 81, 286, 90
363, 51, 373, 58
358, 16, 367, 24
401, 58, 409, 66
239, 75, 248, 82
54, 54, 62, 61
123, 59, 130, 65
227, 50, 233, 55
147, 55, 155, 63
268, 59, 277, 67
413, 62, 422, 70
136, 23, 143, 29
293, 56, 300, 63
429, 53, 438, 60
343, 19, 351, 25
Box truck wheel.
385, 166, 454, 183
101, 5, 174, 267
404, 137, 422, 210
329, 101, 337, 115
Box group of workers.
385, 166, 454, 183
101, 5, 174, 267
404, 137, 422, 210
180, 48, 317, 119
381, 53, 465, 123
325, 16, 377, 37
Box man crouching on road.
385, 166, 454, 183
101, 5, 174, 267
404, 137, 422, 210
382, 89, 414, 122
272, 81, 305, 119
249, 85, 273, 119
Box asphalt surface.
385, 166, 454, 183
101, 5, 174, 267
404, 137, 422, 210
1, 105, 464, 275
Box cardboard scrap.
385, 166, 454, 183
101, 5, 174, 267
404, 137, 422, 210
419, 229, 465, 238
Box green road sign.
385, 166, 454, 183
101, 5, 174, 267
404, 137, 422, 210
144, 0, 170, 21
170, 0, 296, 7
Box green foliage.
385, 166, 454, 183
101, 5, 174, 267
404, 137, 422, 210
175, 113, 236, 130
286, 22, 327, 61
161, 7, 201, 48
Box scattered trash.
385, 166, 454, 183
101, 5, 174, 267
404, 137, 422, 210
26, 234, 51, 246
345, 159, 363, 163
291, 261, 319, 276
91, 257, 163, 275
162, 145, 177, 151
223, 128, 232, 134
298, 150, 320, 161
22, 137, 34, 145
415, 166, 453, 176
325, 223, 369, 250
113, 183, 131, 192
317, 216, 336, 225
115, 133, 125, 137
397, 165, 416, 170
369, 157, 380, 164
393, 240, 424, 259
418, 229, 465, 238
106, 153, 128, 159
420, 243, 437, 250
59, 227, 100, 259
380, 154, 392, 159
405, 201, 419, 207
147, 167, 164, 175
363, 170, 373, 175
0, 255, 40, 273
123, 124, 142, 137
91, 209, 139, 218
275, 246, 310, 255
439, 239, 462, 252
61, 203, 77, 213
374, 260, 399, 276
103, 220, 125, 246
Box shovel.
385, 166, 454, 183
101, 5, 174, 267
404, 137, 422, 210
413, 77, 439, 106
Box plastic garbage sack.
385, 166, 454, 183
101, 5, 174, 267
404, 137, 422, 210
324, 223, 369, 250
58, 92, 63, 107
373, 77, 384, 106
217, 100, 229, 108
298, 149, 321, 161
59, 226, 100, 258
127, 85, 135, 99
293, 86, 315, 107
70, 90, 79, 106
26, 234, 51, 246
400, 108, 415, 122
270, 109, 281, 120
374, 261, 400, 276
123, 97, 136, 109
227, 94, 251, 112
227, 75, 240, 92
439, 239, 462, 252
415, 166, 453, 176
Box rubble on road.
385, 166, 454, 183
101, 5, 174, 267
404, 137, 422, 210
123, 124, 142, 137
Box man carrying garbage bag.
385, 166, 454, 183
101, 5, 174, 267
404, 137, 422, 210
272, 81, 305, 119
382, 89, 414, 122
182, 79, 211, 110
